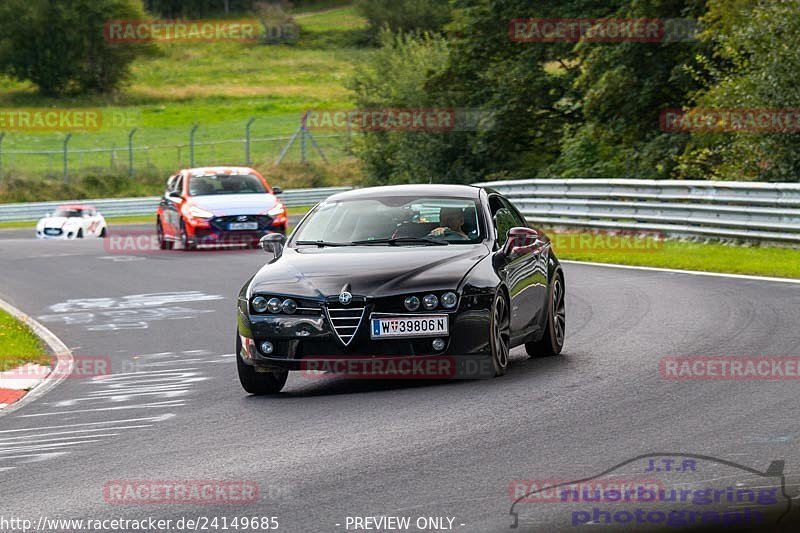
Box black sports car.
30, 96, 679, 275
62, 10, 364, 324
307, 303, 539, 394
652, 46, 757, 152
236, 184, 565, 394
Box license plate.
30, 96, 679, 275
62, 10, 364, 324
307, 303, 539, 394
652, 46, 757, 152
228, 222, 258, 230
371, 315, 448, 339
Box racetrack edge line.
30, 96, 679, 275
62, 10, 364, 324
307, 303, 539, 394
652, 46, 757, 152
0, 297, 73, 418
561, 259, 800, 285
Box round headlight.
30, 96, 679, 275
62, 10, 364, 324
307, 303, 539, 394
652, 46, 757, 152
252, 296, 269, 313
404, 296, 421, 312
422, 294, 439, 310
441, 292, 458, 309
267, 297, 283, 314
282, 298, 297, 314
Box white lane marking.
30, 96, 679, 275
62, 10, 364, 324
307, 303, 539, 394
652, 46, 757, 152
563, 260, 800, 285
0, 414, 175, 434
0, 440, 104, 454
0, 433, 120, 445
0, 452, 68, 463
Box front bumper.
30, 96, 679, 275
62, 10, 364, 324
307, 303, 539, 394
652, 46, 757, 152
237, 293, 494, 373
187, 215, 286, 246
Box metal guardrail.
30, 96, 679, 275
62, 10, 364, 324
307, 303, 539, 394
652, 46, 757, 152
480, 179, 800, 243
0, 186, 352, 222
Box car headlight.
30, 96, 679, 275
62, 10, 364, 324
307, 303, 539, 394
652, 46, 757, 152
404, 296, 421, 312
281, 298, 297, 314
252, 296, 269, 313
267, 203, 285, 217
186, 205, 214, 219
422, 294, 439, 310
441, 292, 458, 309
267, 297, 283, 314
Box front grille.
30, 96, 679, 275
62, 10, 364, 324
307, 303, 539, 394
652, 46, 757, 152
325, 299, 366, 346
43, 228, 63, 236
209, 215, 273, 232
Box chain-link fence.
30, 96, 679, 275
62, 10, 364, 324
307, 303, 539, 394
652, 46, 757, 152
0, 121, 352, 182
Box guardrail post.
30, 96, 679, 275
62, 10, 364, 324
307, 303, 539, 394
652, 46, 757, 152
245, 117, 255, 166
0, 132, 5, 181
63, 133, 72, 183
189, 124, 199, 167
128, 128, 137, 177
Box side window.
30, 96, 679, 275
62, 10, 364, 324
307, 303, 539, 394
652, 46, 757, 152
173, 176, 184, 195
490, 195, 523, 246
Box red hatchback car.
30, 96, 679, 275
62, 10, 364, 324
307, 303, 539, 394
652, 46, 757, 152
156, 166, 287, 250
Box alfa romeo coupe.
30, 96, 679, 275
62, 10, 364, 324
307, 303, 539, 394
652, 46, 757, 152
236, 184, 565, 394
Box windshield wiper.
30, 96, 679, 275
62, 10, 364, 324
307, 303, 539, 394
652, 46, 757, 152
295, 240, 350, 247
350, 237, 449, 246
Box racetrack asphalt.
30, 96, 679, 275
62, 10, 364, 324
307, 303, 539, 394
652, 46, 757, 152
0, 234, 799, 532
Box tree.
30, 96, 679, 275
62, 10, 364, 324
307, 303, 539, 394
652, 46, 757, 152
0, 0, 152, 96
355, 0, 452, 42
677, 0, 800, 181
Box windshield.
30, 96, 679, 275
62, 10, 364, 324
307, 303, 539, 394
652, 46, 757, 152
52, 209, 83, 217
188, 174, 268, 196
293, 196, 483, 245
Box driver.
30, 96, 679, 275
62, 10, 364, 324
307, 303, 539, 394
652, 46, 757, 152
429, 207, 469, 239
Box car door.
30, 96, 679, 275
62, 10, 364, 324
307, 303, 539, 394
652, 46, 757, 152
85, 209, 100, 236
161, 174, 183, 237
490, 195, 546, 338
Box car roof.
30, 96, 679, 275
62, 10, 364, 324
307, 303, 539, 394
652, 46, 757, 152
58, 204, 93, 210
182, 167, 260, 177
326, 184, 483, 202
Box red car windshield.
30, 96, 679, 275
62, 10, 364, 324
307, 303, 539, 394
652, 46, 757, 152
188, 174, 268, 196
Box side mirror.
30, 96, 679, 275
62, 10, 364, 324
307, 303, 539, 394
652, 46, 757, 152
271, 186, 283, 195
260, 233, 286, 259
168, 191, 182, 199
501, 227, 540, 259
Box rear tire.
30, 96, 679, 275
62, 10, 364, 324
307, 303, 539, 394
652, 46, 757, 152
100, 227, 107, 238
76, 229, 83, 239
157, 222, 173, 250
525, 273, 565, 357
236, 336, 288, 394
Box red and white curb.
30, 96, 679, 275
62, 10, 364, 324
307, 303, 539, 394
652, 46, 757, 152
0, 297, 72, 417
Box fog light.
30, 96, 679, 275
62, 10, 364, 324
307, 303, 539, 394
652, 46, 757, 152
441, 292, 458, 309
267, 297, 282, 314
404, 296, 421, 312
422, 294, 439, 310
260, 340, 274, 355
252, 296, 269, 313
432, 338, 446, 351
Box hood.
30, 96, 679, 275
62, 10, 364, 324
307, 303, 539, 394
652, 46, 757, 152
39, 216, 80, 228
189, 194, 279, 217
249, 244, 490, 298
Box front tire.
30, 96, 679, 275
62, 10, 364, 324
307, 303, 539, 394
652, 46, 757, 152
236, 336, 288, 394
76, 229, 83, 239
526, 273, 565, 357
180, 221, 196, 251
489, 291, 511, 376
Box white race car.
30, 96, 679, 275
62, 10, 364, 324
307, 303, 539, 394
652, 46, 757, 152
36, 204, 108, 239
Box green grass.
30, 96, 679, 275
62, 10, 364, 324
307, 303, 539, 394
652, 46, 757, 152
0, 310, 49, 371
550, 231, 800, 279
0, 3, 368, 181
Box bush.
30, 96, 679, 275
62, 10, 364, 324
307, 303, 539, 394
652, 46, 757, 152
355, 0, 451, 41
0, 0, 153, 96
